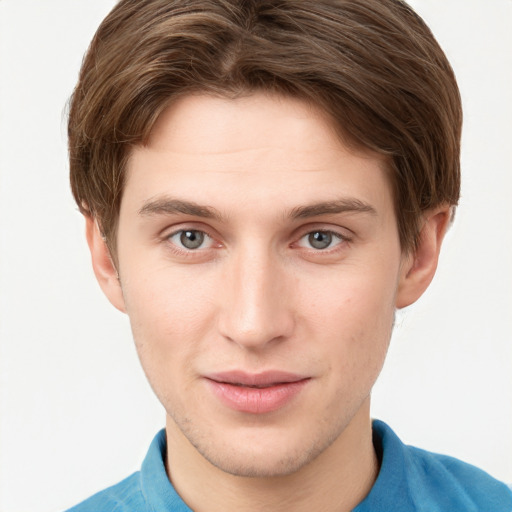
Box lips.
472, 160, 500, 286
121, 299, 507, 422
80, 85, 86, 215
205, 371, 310, 414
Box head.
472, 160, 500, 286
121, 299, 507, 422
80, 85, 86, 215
69, 0, 461, 480
69, 0, 461, 259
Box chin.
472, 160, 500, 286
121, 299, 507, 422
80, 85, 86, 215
183, 421, 343, 479
198, 442, 321, 478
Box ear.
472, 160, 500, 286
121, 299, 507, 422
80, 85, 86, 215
85, 215, 126, 313
395, 206, 452, 309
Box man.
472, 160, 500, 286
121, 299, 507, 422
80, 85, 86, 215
65, 0, 512, 510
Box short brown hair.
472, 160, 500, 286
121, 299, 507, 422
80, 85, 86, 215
68, 0, 462, 255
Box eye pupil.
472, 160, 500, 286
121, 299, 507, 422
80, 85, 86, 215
180, 230, 204, 249
308, 231, 332, 249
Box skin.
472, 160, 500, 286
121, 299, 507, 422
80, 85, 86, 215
87, 93, 450, 512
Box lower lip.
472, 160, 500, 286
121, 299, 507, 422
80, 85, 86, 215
206, 379, 309, 414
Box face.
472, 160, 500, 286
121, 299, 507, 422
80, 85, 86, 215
111, 93, 408, 477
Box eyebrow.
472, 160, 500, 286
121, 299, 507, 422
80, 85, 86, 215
138, 196, 377, 221
288, 198, 377, 219
138, 198, 223, 220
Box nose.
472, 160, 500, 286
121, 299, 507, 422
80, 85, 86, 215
217, 244, 295, 350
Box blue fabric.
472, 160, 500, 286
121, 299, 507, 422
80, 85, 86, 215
66, 431, 191, 512
66, 420, 512, 512
354, 421, 512, 512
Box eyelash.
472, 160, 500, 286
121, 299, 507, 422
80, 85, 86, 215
295, 230, 349, 251
167, 229, 217, 252
163, 227, 351, 256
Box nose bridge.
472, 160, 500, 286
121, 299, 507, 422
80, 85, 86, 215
219, 242, 294, 349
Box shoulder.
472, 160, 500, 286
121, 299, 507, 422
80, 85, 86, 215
64, 429, 190, 512
405, 444, 512, 512
370, 420, 512, 512
64, 472, 147, 512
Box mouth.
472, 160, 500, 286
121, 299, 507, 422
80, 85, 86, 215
204, 371, 310, 414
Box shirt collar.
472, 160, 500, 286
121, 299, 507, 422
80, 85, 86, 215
353, 420, 414, 512
141, 421, 412, 512
140, 429, 192, 512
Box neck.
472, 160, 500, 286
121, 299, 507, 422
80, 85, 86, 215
165, 399, 378, 512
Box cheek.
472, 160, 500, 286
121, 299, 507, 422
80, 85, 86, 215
120, 264, 217, 370
305, 265, 397, 331
302, 266, 398, 373
122, 274, 216, 412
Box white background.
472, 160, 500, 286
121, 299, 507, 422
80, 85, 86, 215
0, 1, 511, 511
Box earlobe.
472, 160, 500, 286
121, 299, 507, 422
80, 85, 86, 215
395, 206, 452, 309
85, 216, 126, 313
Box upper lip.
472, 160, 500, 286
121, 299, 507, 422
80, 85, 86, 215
205, 371, 309, 388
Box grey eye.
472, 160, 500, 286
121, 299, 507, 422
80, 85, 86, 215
308, 231, 333, 250
179, 230, 205, 249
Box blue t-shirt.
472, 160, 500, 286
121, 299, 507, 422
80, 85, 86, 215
66, 420, 512, 512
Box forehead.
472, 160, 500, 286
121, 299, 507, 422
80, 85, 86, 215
144, 92, 377, 163
124, 93, 394, 221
